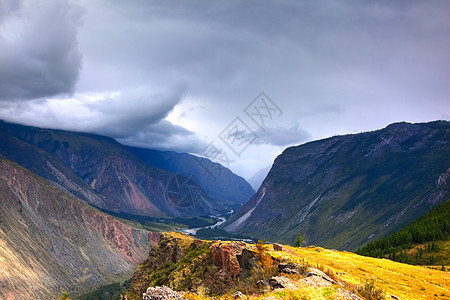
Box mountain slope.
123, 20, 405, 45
128, 147, 254, 209
224, 121, 450, 250
0, 159, 156, 299
0, 121, 249, 217
356, 199, 450, 265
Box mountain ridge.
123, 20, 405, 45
0, 121, 253, 218
224, 120, 450, 250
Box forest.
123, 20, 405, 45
356, 200, 450, 265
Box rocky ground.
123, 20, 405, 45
121, 232, 448, 299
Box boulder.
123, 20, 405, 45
278, 263, 301, 275
268, 276, 297, 290
273, 244, 283, 251
231, 291, 245, 299
281, 268, 300, 275
306, 268, 336, 284
256, 280, 270, 289
142, 286, 184, 300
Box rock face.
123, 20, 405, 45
0, 121, 252, 217
224, 121, 450, 250
126, 233, 260, 298
210, 241, 247, 279
0, 159, 153, 299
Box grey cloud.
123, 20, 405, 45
85, 86, 187, 139
117, 120, 206, 154
0, 84, 204, 153
252, 123, 312, 147
0, 0, 448, 177
0, 0, 83, 101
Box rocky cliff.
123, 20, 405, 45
0, 159, 157, 299
124, 232, 253, 299
224, 121, 450, 250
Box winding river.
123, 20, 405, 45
180, 210, 233, 235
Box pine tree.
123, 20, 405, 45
294, 234, 303, 247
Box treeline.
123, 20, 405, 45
75, 279, 131, 300
356, 199, 450, 265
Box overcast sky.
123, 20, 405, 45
0, 0, 449, 179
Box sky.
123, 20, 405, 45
0, 0, 449, 180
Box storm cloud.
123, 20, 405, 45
0, 0, 449, 178
0, 0, 83, 101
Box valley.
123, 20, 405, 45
0, 120, 448, 300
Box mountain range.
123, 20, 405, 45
224, 121, 450, 250
1, 120, 449, 299
0, 121, 253, 218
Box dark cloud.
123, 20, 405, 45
0, 0, 449, 178
84, 86, 187, 139
253, 123, 312, 147
0, 0, 83, 101
116, 120, 206, 154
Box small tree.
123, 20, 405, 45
60, 291, 70, 300
255, 240, 272, 268
294, 234, 303, 247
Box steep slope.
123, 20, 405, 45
224, 121, 450, 250
128, 147, 254, 209
0, 121, 236, 217
0, 159, 157, 299
124, 232, 450, 300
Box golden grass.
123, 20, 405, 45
269, 245, 450, 300
155, 233, 450, 299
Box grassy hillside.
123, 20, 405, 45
124, 232, 450, 300
356, 199, 450, 266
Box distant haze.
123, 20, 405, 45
0, 0, 449, 179
248, 166, 271, 191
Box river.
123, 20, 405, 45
180, 210, 233, 235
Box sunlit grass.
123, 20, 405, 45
145, 232, 450, 300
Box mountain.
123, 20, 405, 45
123, 232, 450, 300
0, 121, 252, 217
128, 147, 254, 209
247, 165, 271, 191
224, 121, 450, 250
0, 159, 157, 299
356, 199, 450, 266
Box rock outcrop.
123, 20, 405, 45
125, 233, 262, 298
142, 286, 184, 300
